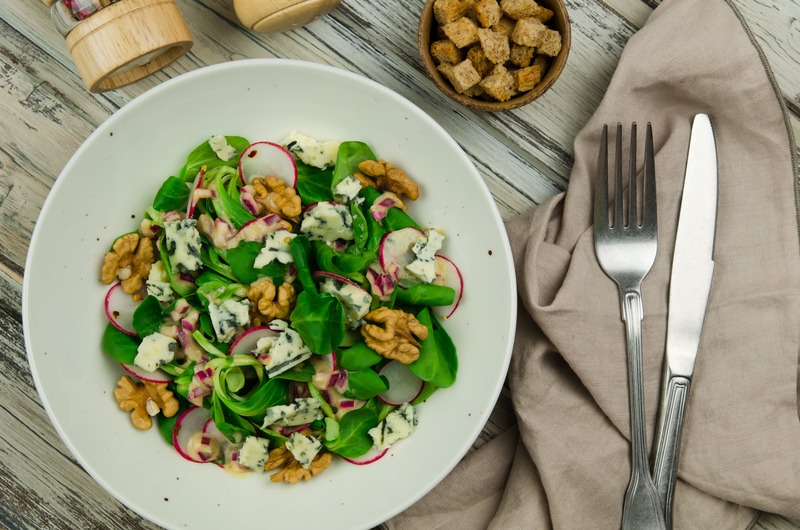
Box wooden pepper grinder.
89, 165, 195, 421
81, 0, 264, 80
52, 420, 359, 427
233, 0, 341, 33
46, 0, 193, 93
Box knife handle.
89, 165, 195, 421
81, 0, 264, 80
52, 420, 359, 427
652, 369, 691, 529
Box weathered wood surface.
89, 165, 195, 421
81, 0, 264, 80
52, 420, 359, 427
0, 0, 798, 528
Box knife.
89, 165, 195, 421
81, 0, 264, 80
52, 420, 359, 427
651, 113, 718, 528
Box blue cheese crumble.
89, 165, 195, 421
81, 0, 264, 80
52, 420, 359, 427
253, 229, 296, 269
282, 131, 340, 168
300, 202, 354, 242
333, 175, 363, 203
164, 219, 203, 273
209, 298, 251, 343
146, 260, 173, 303
285, 433, 323, 469
134, 332, 176, 372
208, 135, 236, 161
368, 402, 418, 450
405, 229, 445, 283
261, 398, 323, 428
253, 325, 312, 376
236, 436, 270, 472
319, 277, 372, 328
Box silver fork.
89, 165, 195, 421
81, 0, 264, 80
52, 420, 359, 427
593, 123, 666, 530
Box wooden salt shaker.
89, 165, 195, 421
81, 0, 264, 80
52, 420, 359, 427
233, 0, 341, 33
45, 0, 192, 93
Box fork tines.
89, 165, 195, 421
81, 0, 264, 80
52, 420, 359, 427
595, 122, 656, 231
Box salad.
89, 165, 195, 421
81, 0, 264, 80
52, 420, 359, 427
99, 132, 464, 483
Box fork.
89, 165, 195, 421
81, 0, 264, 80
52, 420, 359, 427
593, 123, 666, 530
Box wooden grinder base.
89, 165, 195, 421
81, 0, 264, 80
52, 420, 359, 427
66, 0, 192, 92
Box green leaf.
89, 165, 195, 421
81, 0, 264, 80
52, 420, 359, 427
132, 295, 166, 337
323, 408, 379, 458
210, 170, 255, 230
211, 393, 255, 442
101, 323, 140, 364
272, 363, 315, 382
344, 369, 389, 400
408, 308, 458, 388
395, 283, 456, 307
290, 291, 345, 354
336, 342, 383, 371
182, 136, 250, 182
331, 141, 377, 189
289, 236, 317, 294
152, 176, 191, 212
350, 198, 368, 249
156, 405, 187, 445
225, 241, 287, 284
296, 161, 334, 206
384, 207, 422, 231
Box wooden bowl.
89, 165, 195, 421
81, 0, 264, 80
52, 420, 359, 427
418, 0, 571, 112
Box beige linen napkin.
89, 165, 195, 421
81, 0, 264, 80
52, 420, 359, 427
387, 0, 800, 527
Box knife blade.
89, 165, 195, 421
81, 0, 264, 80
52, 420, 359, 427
651, 113, 718, 528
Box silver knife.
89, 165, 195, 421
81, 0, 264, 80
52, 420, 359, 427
651, 113, 718, 528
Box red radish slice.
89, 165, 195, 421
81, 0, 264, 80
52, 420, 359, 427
228, 326, 280, 356
186, 169, 205, 218
121, 363, 173, 384
104, 283, 139, 336
238, 142, 297, 187
202, 418, 229, 468
433, 255, 464, 320
343, 446, 388, 465
172, 406, 212, 463
378, 361, 424, 406
378, 227, 425, 281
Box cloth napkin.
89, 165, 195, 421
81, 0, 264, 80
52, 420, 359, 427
386, 0, 800, 527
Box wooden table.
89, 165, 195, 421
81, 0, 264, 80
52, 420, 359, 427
1, 0, 798, 528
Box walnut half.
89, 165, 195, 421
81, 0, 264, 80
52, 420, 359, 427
113, 375, 179, 430
101, 233, 154, 294
247, 278, 296, 323
250, 176, 302, 220
356, 160, 420, 201
360, 307, 429, 364
264, 445, 333, 484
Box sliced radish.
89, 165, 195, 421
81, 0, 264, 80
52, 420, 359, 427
343, 446, 388, 465
104, 282, 139, 336
238, 142, 297, 187
378, 361, 424, 406
226, 214, 285, 248
172, 406, 213, 463
378, 227, 425, 281
202, 418, 229, 467
366, 264, 395, 301
369, 192, 404, 222
121, 363, 173, 384
186, 168, 206, 218
228, 326, 280, 356
432, 255, 464, 320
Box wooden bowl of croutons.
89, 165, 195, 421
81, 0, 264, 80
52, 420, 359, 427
418, 0, 570, 111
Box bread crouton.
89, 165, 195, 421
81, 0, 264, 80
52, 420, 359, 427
530, 6, 554, 22
476, 28, 510, 64
434, 0, 470, 25
462, 84, 485, 98
511, 17, 547, 47
442, 17, 480, 48
532, 54, 550, 70
514, 64, 542, 91
430, 39, 462, 64
475, 0, 503, 28
499, 0, 540, 20
491, 16, 516, 38
438, 59, 482, 93
479, 65, 516, 101
537, 28, 562, 56
509, 43, 534, 67
467, 45, 494, 77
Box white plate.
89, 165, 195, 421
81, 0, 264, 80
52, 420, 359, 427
23, 59, 516, 530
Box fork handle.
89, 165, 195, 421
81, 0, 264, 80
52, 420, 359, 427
621, 290, 651, 473
652, 368, 691, 529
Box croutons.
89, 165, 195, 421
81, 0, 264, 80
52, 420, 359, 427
476, 28, 510, 64
537, 28, 562, 57
434, 0, 470, 25
427, 0, 564, 102
479, 65, 516, 101
514, 64, 542, 92
474, 0, 503, 28
438, 59, 482, 93
442, 17, 480, 48
431, 39, 462, 64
